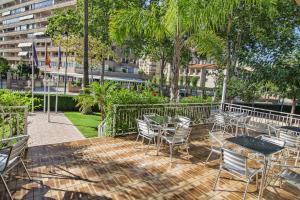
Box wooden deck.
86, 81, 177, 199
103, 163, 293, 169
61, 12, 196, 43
1, 126, 299, 200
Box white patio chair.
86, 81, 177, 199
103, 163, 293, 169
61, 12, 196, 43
158, 126, 192, 163
135, 119, 159, 154
164, 116, 191, 133
270, 163, 300, 190
205, 131, 226, 165
143, 113, 159, 122
230, 115, 251, 136
213, 148, 262, 200
0, 135, 31, 200
211, 113, 232, 133
278, 130, 300, 166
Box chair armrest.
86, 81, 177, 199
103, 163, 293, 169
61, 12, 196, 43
1, 135, 28, 142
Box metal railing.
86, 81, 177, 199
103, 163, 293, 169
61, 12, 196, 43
0, 106, 28, 146
222, 103, 300, 126
109, 103, 219, 136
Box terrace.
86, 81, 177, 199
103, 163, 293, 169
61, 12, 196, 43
0, 104, 299, 199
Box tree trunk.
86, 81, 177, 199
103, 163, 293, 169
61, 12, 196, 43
159, 56, 165, 96
101, 59, 105, 85
185, 64, 190, 97
221, 14, 233, 107
291, 97, 297, 114
280, 97, 285, 112
83, 0, 89, 88
170, 36, 181, 102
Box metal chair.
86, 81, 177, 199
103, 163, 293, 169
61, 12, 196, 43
213, 148, 262, 200
230, 116, 251, 136
211, 113, 232, 133
0, 135, 31, 200
278, 130, 300, 166
205, 131, 226, 165
164, 116, 191, 133
270, 163, 300, 190
143, 113, 159, 122
159, 126, 192, 163
135, 119, 159, 154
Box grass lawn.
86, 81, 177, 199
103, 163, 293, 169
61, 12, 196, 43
64, 112, 100, 138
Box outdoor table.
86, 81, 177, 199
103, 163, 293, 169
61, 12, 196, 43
226, 135, 284, 200
146, 115, 181, 155
280, 126, 300, 134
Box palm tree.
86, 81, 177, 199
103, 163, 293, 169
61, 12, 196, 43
83, 0, 89, 88
111, 0, 273, 102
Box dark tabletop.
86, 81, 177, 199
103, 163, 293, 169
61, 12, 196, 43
226, 135, 284, 156
280, 126, 300, 133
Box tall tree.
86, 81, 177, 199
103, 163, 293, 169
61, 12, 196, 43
83, 0, 89, 88
0, 57, 9, 88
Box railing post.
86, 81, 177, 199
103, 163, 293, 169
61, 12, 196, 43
24, 107, 28, 135
112, 105, 117, 137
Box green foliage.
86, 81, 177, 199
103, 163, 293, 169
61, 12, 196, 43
191, 76, 200, 88
0, 57, 9, 76
180, 96, 213, 103
74, 93, 95, 114
0, 90, 40, 109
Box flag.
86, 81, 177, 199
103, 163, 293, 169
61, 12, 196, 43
58, 45, 62, 70
32, 42, 38, 67
45, 43, 51, 68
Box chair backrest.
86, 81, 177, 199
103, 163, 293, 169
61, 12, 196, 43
8, 135, 29, 162
172, 127, 192, 143
278, 130, 299, 149
214, 113, 227, 124
136, 119, 149, 136
221, 148, 247, 176
0, 146, 12, 173
260, 135, 285, 148
177, 116, 191, 128
143, 113, 159, 121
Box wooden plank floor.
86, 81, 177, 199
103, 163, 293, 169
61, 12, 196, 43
1, 126, 299, 200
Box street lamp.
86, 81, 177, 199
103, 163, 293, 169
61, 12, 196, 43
63, 31, 69, 94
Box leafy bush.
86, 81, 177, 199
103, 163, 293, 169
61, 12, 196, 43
180, 96, 213, 103
74, 94, 94, 114
0, 89, 40, 109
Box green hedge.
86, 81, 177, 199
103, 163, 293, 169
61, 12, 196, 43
35, 94, 78, 111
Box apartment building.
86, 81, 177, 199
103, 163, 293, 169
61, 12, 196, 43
0, 0, 76, 68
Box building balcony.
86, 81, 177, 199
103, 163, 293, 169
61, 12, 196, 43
0, 37, 51, 45
0, 16, 49, 30
0, 0, 76, 18
0, 46, 59, 53
0, 27, 46, 37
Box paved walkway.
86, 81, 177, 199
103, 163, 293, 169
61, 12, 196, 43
27, 112, 84, 147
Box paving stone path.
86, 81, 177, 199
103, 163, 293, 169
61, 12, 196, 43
27, 112, 84, 147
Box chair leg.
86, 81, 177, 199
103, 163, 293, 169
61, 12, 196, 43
21, 159, 32, 180
213, 169, 221, 191
134, 134, 140, 148
145, 139, 152, 155
294, 150, 299, 166
243, 180, 250, 200
169, 145, 173, 163
205, 150, 213, 165
0, 175, 13, 200
256, 173, 258, 191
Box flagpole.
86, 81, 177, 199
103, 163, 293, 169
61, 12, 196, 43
55, 70, 59, 113
31, 43, 34, 113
